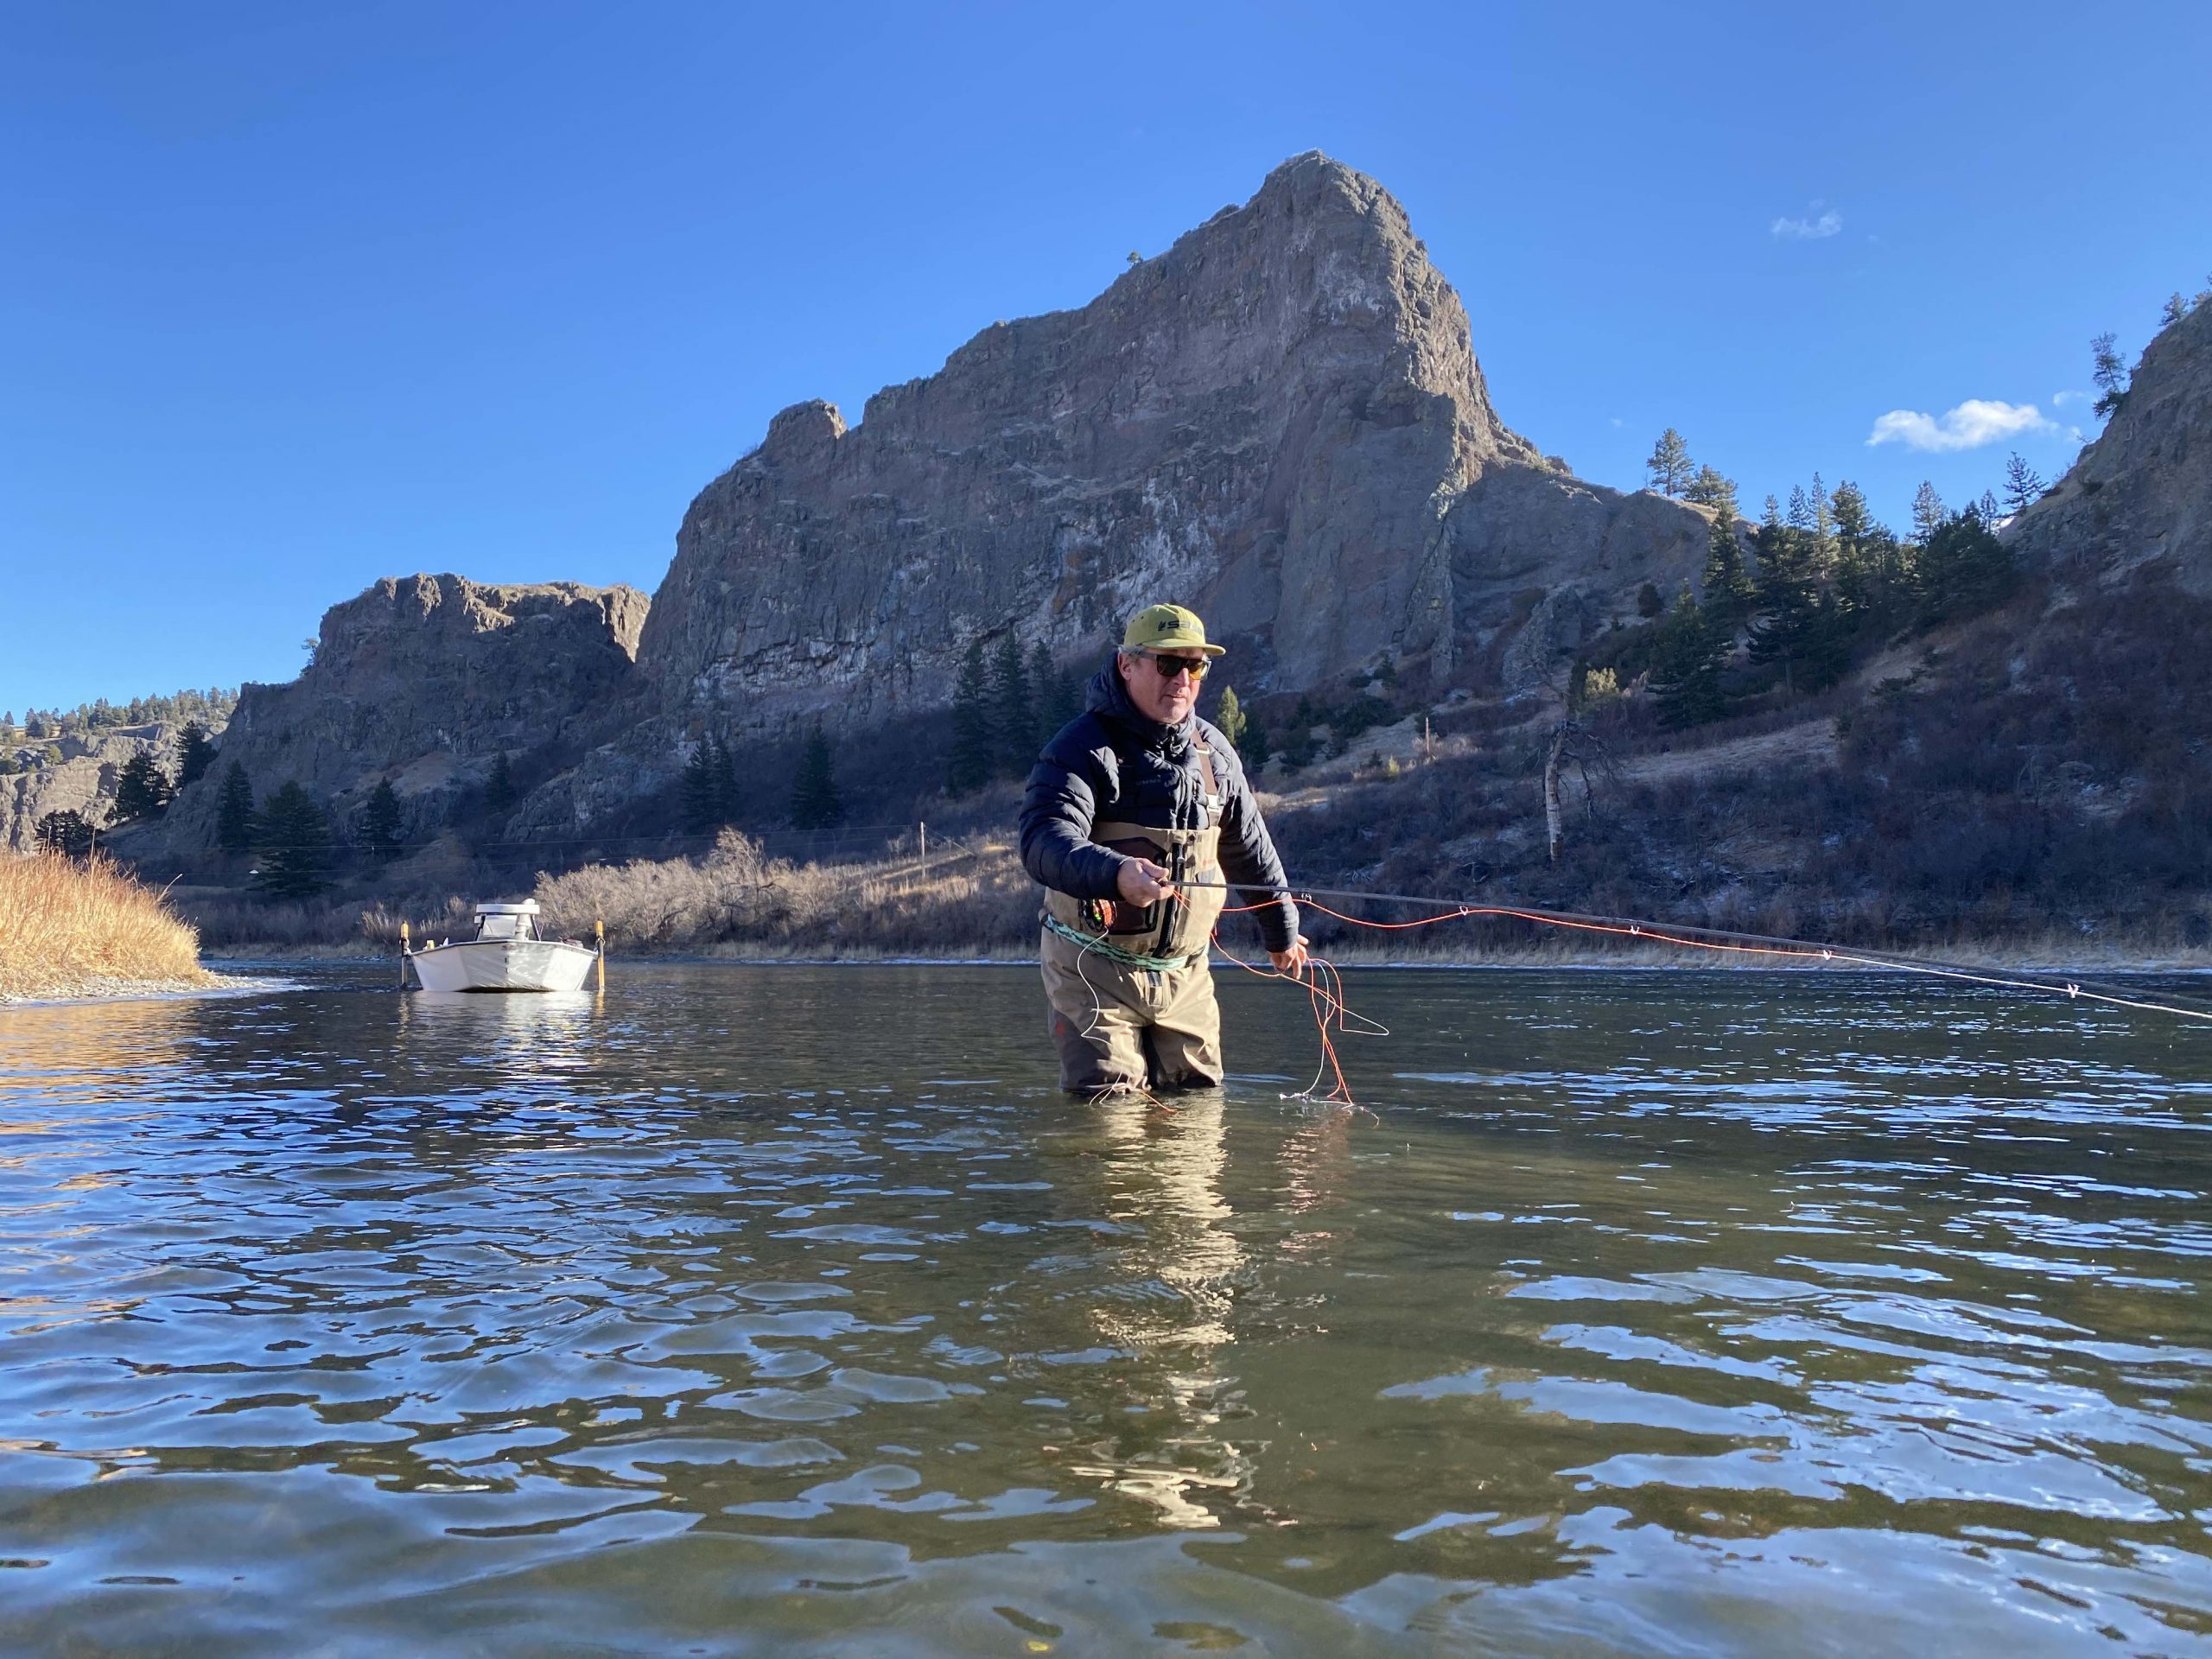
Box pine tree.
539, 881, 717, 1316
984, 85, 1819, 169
1748, 513, 1821, 695
36, 810, 97, 858
988, 633, 1032, 778
1828, 480, 1872, 556
1910, 481, 1947, 547
713, 736, 740, 824
1649, 589, 1731, 729
1699, 509, 1756, 633
1645, 428, 1694, 496
2091, 332, 2129, 417
1214, 684, 1249, 750
682, 734, 739, 833
175, 721, 216, 788
484, 752, 517, 816
1683, 465, 1738, 513
217, 760, 256, 853
2001, 453, 2045, 518
947, 639, 994, 795
1039, 653, 1082, 737
111, 751, 174, 823
360, 778, 404, 860
1025, 643, 1058, 747
2162, 292, 2190, 328
1808, 474, 1837, 569
1636, 581, 1665, 619
790, 724, 844, 830
254, 782, 330, 899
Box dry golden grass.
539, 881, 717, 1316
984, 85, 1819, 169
531, 829, 1039, 955
0, 853, 215, 999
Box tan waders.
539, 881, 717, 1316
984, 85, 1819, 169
1037, 736, 1230, 1094
1039, 924, 1224, 1092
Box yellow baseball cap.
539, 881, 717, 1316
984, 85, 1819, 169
1122, 603, 1224, 657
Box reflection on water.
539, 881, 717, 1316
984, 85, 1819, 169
2, 965, 2209, 1656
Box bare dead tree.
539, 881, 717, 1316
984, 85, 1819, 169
1543, 717, 1618, 863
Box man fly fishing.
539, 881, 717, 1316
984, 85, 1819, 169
1019, 604, 1310, 1094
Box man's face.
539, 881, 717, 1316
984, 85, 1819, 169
1118, 648, 1208, 725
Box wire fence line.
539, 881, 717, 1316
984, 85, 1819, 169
118, 817, 954, 886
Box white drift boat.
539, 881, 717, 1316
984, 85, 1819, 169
404, 902, 601, 994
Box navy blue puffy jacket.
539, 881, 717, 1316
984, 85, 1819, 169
1018, 662, 1299, 953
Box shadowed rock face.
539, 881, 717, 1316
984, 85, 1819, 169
148, 575, 648, 848
639, 151, 1711, 737
2006, 301, 2212, 590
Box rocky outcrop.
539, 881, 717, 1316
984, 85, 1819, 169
145, 575, 648, 849
2006, 300, 2211, 588
99, 154, 1715, 849
1, 724, 189, 854
638, 152, 1710, 739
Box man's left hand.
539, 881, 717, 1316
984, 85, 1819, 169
1269, 935, 1311, 980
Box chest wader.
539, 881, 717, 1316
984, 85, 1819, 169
1038, 741, 1230, 1092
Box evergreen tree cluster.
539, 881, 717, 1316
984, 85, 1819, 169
35, 810, 99, 857
188, 759, 336, 897
946, 632, 1080, 796
1249, 677, 1396, 773
1580, 470, 2018, 732
11, 687, 238, 745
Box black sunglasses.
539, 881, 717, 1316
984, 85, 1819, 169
1147, 653, 1211, 680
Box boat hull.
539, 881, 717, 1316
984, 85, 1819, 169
408, 939, 598, 993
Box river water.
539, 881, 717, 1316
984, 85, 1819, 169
2, 964, 2209, 1656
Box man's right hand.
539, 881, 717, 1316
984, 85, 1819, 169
1116, 856, 1176, 906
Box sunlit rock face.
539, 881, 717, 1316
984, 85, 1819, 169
144, 575, 649, 848
2006, 300, 2212, 591
638, 151, 1710, 738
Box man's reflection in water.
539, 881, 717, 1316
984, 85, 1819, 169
1055, 1095, 1355, 1531
1062, 1093, 1249, 1528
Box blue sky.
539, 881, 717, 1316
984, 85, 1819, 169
4, 0, 2207, 715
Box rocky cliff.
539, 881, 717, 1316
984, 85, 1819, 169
147, 575, 647, 849
112, 153, 1720, 852
2, 724, 190, 854
2007, 299, 2211, 588
639, 152, 1711, 743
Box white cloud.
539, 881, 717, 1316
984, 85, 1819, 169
2051, 388, 2088, 408
1866, 398, 2056, 453
1771, 202, 1842, 240
1609, 416, 1624, 428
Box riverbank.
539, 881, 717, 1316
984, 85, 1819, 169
202, 936, 2212, 976
0, 853, 221, 1001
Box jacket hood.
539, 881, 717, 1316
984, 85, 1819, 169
1086, 658, 1194, 755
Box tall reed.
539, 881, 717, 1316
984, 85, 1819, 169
0, 853, 213, 999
